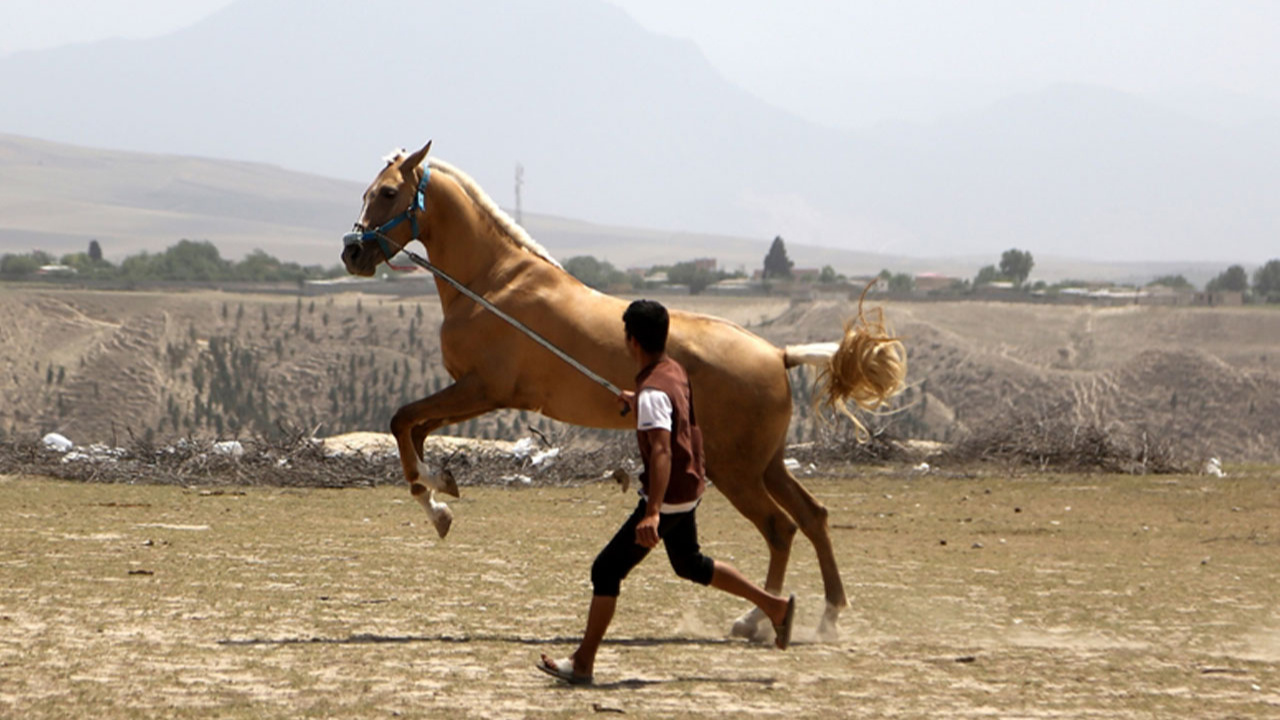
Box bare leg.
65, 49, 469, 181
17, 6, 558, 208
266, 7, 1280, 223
541, 594, 616, 679
710, 561, 790, 629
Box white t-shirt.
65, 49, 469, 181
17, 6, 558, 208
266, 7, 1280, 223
636, 388, 672, 432
634, 388, 699, 514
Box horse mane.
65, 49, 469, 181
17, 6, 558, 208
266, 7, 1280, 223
383, 149, 563, 270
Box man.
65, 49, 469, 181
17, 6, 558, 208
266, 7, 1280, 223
538, 299, 796, 685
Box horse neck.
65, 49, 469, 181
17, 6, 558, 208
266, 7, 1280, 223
421, 174, 531, 302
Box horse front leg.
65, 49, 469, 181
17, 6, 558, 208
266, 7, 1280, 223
390, 376, 497, 538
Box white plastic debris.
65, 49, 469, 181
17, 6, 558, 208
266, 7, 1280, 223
87, 443, 125, 459
211, 440, 244, 458
499, 474, 533, 486
42, 433, 73, 453
531, 447, 560, 468
60, 443, 126, 464
913, 462, 931, 474
510, 437, 537, 460
783, 458, 801, 472
1204, 457, 1225, 477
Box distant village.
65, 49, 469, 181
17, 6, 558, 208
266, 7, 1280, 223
608, 260, 1249, 307
349, 238, 1270, 307
5, 237, 1276, 307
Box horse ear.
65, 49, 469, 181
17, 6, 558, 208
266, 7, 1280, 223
403, 141, 432, 172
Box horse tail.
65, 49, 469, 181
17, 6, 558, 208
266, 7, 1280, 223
783, 289, 907, 442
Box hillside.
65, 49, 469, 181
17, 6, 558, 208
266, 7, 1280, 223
4, 287, 1277, 464
0, 0, 1275, 263
0, 134, 1238, 286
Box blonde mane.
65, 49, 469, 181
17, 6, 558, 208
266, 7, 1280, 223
383, 149, 562, 269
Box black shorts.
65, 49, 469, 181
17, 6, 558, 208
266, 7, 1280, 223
590, 498, 715, 597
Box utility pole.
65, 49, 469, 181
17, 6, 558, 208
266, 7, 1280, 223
514, 163, 524, 225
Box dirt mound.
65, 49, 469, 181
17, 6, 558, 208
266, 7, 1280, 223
748, 299, 1279, 463
1107, 349, 1280, 461
3, 289, 1277, 464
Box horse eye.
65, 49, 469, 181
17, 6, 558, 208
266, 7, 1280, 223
380, 187, 398, 199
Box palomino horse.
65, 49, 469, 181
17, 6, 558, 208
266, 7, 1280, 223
340, 143, 906, 641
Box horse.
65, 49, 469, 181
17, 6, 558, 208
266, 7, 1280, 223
340, 142, 907, 641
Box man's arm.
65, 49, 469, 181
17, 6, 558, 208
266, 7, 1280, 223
635, 428, 671, 549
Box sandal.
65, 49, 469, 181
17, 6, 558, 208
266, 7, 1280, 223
536, 655, 594, 686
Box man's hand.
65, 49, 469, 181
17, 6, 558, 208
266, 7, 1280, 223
617, 390, 635, 417
635, 512, 660, 549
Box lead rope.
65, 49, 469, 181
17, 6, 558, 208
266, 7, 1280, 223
366, 227, 629, 414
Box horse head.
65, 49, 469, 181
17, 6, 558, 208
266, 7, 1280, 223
341, 141, 433, 277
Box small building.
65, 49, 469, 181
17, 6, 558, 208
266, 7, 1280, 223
847, 276, 890, 293
914, 273, 956, 293
1195, 291, 1244, 307
704, 277, 756, 295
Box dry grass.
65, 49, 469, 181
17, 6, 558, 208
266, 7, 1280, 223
940, 401, 1195, 474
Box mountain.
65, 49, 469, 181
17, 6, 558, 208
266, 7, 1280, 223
0, 0, 1276, 264
0, 133, 357, 263
0, 132, 954, 278
0, 133, 1239, 286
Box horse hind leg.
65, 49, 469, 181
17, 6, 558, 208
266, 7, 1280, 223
763, 453, 848, 642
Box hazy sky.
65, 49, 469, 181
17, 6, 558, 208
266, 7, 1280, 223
3, 0, 1277, 128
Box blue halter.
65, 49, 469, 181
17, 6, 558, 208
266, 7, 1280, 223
342, 165, 432, 263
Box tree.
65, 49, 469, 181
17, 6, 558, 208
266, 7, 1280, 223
1252, 259, 1280, 302
162, 240, 229, 281
1149, 274, 1193, 290
974, 265, 1002, 286
1206, 265, 1249, 293
999, 248, 1034, 286
667, 261, 714, 295
0, 254, 40, 276
888, 273, 914, 293
762, 236, 793, 280
88, 240, 103, 263
563, 255, 626, 290
819, 265, 838, 284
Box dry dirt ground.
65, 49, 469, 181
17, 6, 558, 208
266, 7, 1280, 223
2, 469, 1277, 719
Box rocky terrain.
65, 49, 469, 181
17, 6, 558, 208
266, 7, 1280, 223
2, 286, 1277, 463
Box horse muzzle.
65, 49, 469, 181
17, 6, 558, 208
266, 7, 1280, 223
340, 238, 377, 277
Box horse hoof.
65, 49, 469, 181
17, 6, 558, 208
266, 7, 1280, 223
815, 601, 842, 642
431, 505, 454, 538
437, 468, 460, 498
730, 606, 773, 643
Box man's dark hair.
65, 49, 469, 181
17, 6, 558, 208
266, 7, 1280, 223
623, 299, 668, 354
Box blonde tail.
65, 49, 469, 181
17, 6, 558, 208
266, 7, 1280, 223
784, 290, 907, 441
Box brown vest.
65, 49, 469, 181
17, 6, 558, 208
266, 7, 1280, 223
635, 356, 706, 505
